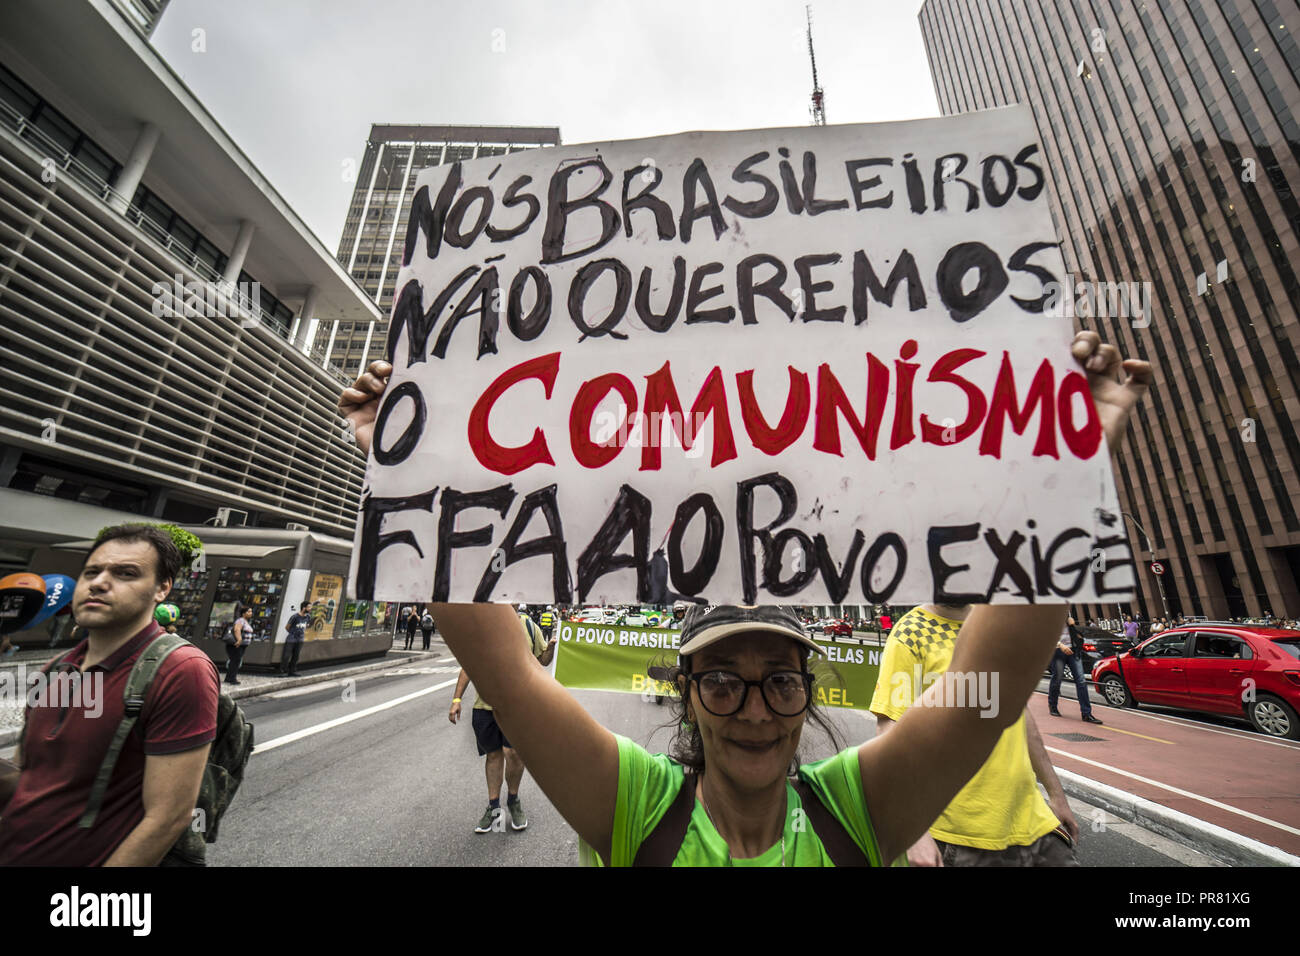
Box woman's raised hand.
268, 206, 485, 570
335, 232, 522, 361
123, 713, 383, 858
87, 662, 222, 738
337, 360, 393, 457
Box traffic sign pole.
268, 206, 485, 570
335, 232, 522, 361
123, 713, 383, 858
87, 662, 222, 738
1151, 561, 1169, 621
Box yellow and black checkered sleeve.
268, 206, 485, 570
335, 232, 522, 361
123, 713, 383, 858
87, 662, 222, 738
868, 628, 922, 721
869, 610, 963, 720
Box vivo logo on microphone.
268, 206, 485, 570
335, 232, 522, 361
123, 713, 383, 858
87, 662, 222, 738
49, 886, 151, 936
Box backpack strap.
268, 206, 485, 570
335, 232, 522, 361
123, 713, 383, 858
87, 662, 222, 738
633, 771, 697, 866
791, 777, 870, 867
78, 632, 190, 829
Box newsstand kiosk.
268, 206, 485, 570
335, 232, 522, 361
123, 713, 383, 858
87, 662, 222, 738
40, 527, 394, 670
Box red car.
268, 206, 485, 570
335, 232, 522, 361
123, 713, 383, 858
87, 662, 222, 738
822, 619, 853, 638
1090, 625, 1300, 739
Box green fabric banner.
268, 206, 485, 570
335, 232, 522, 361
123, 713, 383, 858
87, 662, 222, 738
553, 621, 881, 711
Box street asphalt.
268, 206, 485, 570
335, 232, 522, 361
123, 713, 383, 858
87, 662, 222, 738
195, 638, 1218, 867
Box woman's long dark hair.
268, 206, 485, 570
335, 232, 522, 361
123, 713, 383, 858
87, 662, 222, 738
655, 645, 846, 775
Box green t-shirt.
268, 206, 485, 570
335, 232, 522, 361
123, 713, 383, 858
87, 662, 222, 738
587, 734, 888, 866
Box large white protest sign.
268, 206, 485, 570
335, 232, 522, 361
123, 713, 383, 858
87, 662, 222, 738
349, 105, 1136, 606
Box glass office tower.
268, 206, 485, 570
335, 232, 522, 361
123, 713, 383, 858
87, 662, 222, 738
920, 0, 1300, 619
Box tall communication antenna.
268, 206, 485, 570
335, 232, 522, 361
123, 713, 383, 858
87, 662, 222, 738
806, 5, 826, 126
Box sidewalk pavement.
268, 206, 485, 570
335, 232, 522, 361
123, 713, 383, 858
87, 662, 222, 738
0, 642, 448, 747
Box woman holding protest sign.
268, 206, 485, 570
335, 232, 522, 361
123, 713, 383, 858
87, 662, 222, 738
339, 330, 1150, 866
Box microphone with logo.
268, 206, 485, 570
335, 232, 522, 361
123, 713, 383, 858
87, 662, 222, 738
0, 572, 75, 655
0, 572, 47, 634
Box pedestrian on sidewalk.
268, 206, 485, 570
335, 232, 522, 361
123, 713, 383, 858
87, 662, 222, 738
1048, 617, 1102, 725
419, 606, 435, 651
224, 605, 254, 685
448, 610, 556, 834
403, 606, 418, 651
281, 601, 313, 677
871, 604, 1082, 866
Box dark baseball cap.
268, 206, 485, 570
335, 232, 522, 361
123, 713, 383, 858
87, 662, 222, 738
678, 605, 820, 658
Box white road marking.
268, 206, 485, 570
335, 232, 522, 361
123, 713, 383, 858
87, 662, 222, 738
1045, 746, 1300, 838
254, 678, 458, 755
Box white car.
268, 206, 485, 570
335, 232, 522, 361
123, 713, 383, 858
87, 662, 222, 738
575, 607, 617, 623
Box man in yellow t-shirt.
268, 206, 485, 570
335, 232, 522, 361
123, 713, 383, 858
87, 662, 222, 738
869, 604, 1078, 866
449, 610, 556, 833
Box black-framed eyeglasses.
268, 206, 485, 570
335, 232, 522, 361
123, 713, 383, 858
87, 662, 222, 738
688, 670, 812, 717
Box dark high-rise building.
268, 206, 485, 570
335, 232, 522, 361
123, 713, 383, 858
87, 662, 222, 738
919, 0, 1300, 621
327, 123, 561, 377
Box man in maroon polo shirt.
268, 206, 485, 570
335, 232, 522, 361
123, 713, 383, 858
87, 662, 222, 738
0, 524, 220, 866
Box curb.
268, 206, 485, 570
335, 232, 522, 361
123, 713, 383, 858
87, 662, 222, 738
1056, 767, 1300, 867
220, 650, 445, 703
0, 650, 446, 748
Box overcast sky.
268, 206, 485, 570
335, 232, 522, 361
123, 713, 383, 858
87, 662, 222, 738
152, 0, 938, 253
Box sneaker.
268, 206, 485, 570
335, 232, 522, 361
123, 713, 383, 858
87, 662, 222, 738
1082, 715, 1104, 725
508, 800, 528, 831
1048, 708, 1061, 717
475, 806, 502, 834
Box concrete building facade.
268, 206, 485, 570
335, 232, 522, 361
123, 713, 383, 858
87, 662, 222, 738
0, 0, 380, 569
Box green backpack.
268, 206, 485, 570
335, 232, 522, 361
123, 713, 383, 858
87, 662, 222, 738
28, 632, 255, 865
